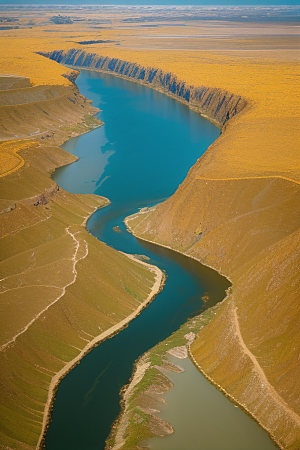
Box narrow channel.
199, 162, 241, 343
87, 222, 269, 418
45, 70, 276, 450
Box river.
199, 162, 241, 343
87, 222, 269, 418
45, 69, 277, 450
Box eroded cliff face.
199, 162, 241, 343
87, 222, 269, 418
39, 49, 247, 128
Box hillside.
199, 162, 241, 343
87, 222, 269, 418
0, 75, 163, 450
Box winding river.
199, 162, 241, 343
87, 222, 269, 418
45, 70, 277, 450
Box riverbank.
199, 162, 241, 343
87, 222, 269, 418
125, 175, 300, 450
187, 345, 281, 450
106, 267, 280, 450
38, 256, 164, 449
125, 208, 232, 284
0, 75, 167, 450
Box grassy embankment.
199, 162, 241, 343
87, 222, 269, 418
0, 33, 163, 450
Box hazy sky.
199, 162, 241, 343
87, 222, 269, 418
2, 0, 300, 5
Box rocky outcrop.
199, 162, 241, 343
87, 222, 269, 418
61, 69, 80, 84
39, 49, 247, 128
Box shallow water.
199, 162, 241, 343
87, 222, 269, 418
45, 70, 276, 450
147, 356, 277, 450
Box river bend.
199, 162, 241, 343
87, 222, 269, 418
45, 69, 276, 450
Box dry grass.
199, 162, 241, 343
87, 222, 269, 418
0, 17, 161, 448
0, 7, 299, 450
1, 19, 296, 179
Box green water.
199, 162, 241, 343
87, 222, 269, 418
45, 70, 277, 450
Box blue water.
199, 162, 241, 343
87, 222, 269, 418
45, 70, 275, 450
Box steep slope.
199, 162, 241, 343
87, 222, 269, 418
0, 77, 98, 142
0, 76, 163, 450
127, 176, 300, 449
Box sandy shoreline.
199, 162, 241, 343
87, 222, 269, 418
37, 240, 165, 449
108, 355, 152, 450
107, 352, 176, 450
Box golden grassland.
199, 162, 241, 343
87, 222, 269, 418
1, 19, 299, 179
0, 9, 299, 450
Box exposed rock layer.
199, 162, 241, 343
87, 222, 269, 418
39, 49, 247, 128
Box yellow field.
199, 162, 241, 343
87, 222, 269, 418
0, 140, 36, 177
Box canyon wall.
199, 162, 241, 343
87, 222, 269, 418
40, 49, 247, 128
